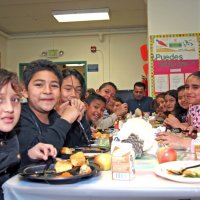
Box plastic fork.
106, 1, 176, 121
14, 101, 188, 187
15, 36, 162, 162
167, 164, 200, 175
42, 157, 56, 175
78, 121, 91, 147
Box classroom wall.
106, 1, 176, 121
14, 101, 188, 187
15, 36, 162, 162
6, 32, 147, 90
0, 35, 7, 68
148, 0, 199, 35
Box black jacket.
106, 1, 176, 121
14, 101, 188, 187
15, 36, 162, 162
0, 129, 45, 200
63, 117, 92, 148
0, 131, 20, 200
15, 103, 91, 158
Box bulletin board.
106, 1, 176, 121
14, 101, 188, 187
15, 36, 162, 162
149, 33, 200, 97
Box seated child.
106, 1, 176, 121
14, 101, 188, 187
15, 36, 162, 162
164, 85, 189, 130
153, 92, 167, 122
96, 82, 128, 129
55, 68, 92, 147
15, 59, 86, 158
113, 97, 124, 114
85, 93, 106, 128
0, 68, 57, 200
156, 71, 200, 149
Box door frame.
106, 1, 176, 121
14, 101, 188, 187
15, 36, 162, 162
19, 61, 87, 85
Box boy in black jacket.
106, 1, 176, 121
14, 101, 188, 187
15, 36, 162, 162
15, 59, 90, 159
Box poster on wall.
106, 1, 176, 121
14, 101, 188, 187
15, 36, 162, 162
149, 33, 200, 97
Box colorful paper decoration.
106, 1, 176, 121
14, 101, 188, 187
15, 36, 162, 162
143, 63, 148, 76
140, 44, 148, 61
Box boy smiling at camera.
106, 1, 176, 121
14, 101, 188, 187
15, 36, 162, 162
15, 59, 86, 158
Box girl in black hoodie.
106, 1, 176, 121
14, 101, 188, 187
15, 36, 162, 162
0, 69, 57, 200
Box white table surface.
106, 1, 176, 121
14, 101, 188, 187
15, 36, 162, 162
3, 158, 200, 200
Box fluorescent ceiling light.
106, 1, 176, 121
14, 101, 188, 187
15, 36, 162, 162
52, 8, 110, 22
65, 64, 85, 67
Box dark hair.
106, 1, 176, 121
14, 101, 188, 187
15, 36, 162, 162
85, 93, 106, 105
153, 92, 165, 110
0, 68, 21, 95
113, 96, 124, 104
98, 82, 118, 92
62, 68, 86, 100
134, 82, 146, 90
86, 88, 96, 95
23, 59, 62, 89
177, 85, 185, 94
177, 85, 188, 121
164, 89, 185, 120
152, 99, 158, 111
164, 90, 178, 101
155, 92, 166, 100
187, 71, 200, 79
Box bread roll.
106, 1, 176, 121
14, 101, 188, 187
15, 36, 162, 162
92, 132, 102, 139
54, 160, 73, 173
92, 132, 110, 139
61, 147, 74, 154
79, 164, 92, 175
70, 152, 86, 167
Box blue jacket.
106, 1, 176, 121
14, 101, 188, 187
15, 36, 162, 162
126, 96, 154, 114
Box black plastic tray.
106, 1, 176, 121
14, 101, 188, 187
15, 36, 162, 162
19, 163, 99, 184
60, 146, 110, 159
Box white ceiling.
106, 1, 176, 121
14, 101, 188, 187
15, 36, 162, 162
0, 0, 147, 37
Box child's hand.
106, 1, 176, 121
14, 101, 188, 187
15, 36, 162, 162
183, 126, 197, 139
56, 101, 70, 116
91, 127, 98, 133
28, 143, 57, 161
74, 99, 86, 121
115, 103, 128, 117
155, 132, 187, 148
61, 98, 85, 123
164, 115, 181, 128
